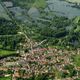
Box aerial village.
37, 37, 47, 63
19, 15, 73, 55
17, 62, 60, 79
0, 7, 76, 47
0, 0, 80, 80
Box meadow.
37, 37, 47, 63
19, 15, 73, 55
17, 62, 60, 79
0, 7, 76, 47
0, 49, 16, 57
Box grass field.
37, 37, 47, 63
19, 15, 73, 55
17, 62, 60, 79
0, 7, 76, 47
33, 0, 46, 8
73, 54, 80, 67
0, 76, 11, 80
0, 49, 16, 57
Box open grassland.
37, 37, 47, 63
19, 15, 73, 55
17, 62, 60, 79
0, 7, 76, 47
0, 49, 16, 57
33, 0, 46, 8
0, 76, 11, 80
73, 54, 80, 67
13, 0, 46, 9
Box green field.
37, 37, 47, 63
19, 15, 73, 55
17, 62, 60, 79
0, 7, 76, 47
13, 0, 46, 9
33, 0, 46, 8
0, 49, 16, 57
73, 55, 80, 67
0, 76, 11, 80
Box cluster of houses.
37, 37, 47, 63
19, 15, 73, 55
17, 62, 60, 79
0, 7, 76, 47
0, 47, 80, 79
0, 0, 80, 80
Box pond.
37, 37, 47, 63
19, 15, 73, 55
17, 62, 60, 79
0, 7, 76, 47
45, 0, 80, 18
